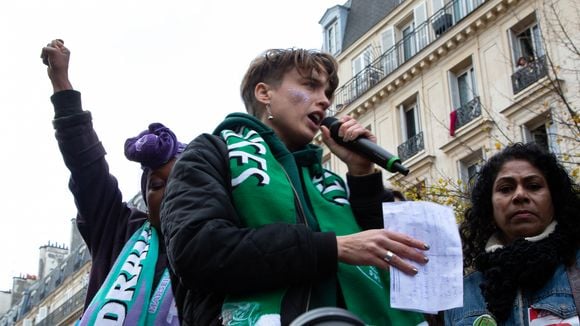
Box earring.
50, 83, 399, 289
266, 104, 274, 120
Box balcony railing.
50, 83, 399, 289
397, 131, 424, 162
511, 55, 548, 94
34, 287, 87, 326
330, 0, 485, 115
455, 96, 481, 129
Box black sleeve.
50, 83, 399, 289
51, 90, 143, 258
160, 134, 337, 295
347, 170, 392, 230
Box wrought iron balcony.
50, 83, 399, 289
34, 287, 86, 326
332, 67, 384, 109
329, 0, 485, 115
455, 96, 481, 129
511, 55, 548, 94
397, 131, 424, 162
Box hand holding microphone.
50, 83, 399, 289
321, 116, 409, 175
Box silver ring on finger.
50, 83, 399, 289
384, 250, 395, 263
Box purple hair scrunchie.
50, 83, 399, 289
124, 122, 186, 170
124, 122, 186, 205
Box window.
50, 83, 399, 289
327, 21, 338, 55
453, 0, 481, 22
402, 23, 415, 61
399, 97, 421, 141
351, 46, 374, 96
380, 2, 427, 76
397, 95, 424, 161
432, 0, 453, 37
397, 1, 427, 62
449, 57, 481, 129
522, 118, 554, 153
381, 27, 397, 74
320, 6, 346, 55
510, 13, 544, 66
450, 64, 477, 109
456, 68, 476, 106
352, 46, 373, 76
36, 306, 48, 322
530, 125, 548, 149
459, 150, 483, 188
509, 13, 548, 94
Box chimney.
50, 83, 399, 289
37, 242, 68, 280
69, 218, 84, 252
10, 275, 35, 306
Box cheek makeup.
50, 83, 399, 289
288, 88, 311, 105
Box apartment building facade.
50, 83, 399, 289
0, 244, 90, 326
317, 0, 579, 199
0, 192, 146, 326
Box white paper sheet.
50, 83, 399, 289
382, 201, 463, 313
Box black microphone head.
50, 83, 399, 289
392, 161, 410, 176
321, 116, 338, 127
321, 117, 342, 142
320, 116, 410, 175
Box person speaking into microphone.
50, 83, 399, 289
160, 49, 430, 325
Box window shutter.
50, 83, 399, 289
522, 124, 533, 143
469, 67, 477, 98
327, 25, 336, 54
414, 1, 427, 25
532, 24, 545, 57
363, 48, 373, 66
381, 27, 397, 74
414, 1, 428, 51
448, 71, 460, 109
508, 30, 521, 68
352, 55, 363, 75
399, 104, 408, 140
546, 119, 558, 153
432, 0, 444, 14
381, 27, 395, 54
413, 100, 422, 133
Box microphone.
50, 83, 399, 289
321, 117, 410, 176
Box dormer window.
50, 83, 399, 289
327, 21, 338, 54
319, 4, 349, 56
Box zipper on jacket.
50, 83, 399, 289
516, 289, 525, 325
276, 162, 313, 314
277, 161, 309, 227
305, 283, 312, 312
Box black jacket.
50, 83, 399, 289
51, 90, 169, 310
161, 116, 391, 326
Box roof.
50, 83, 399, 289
342, 0, 400, 51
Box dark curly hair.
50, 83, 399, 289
460, 142, 580, 268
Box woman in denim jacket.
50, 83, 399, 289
445, 143, 580, 325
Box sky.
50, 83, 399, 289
0, 0, 342, 292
